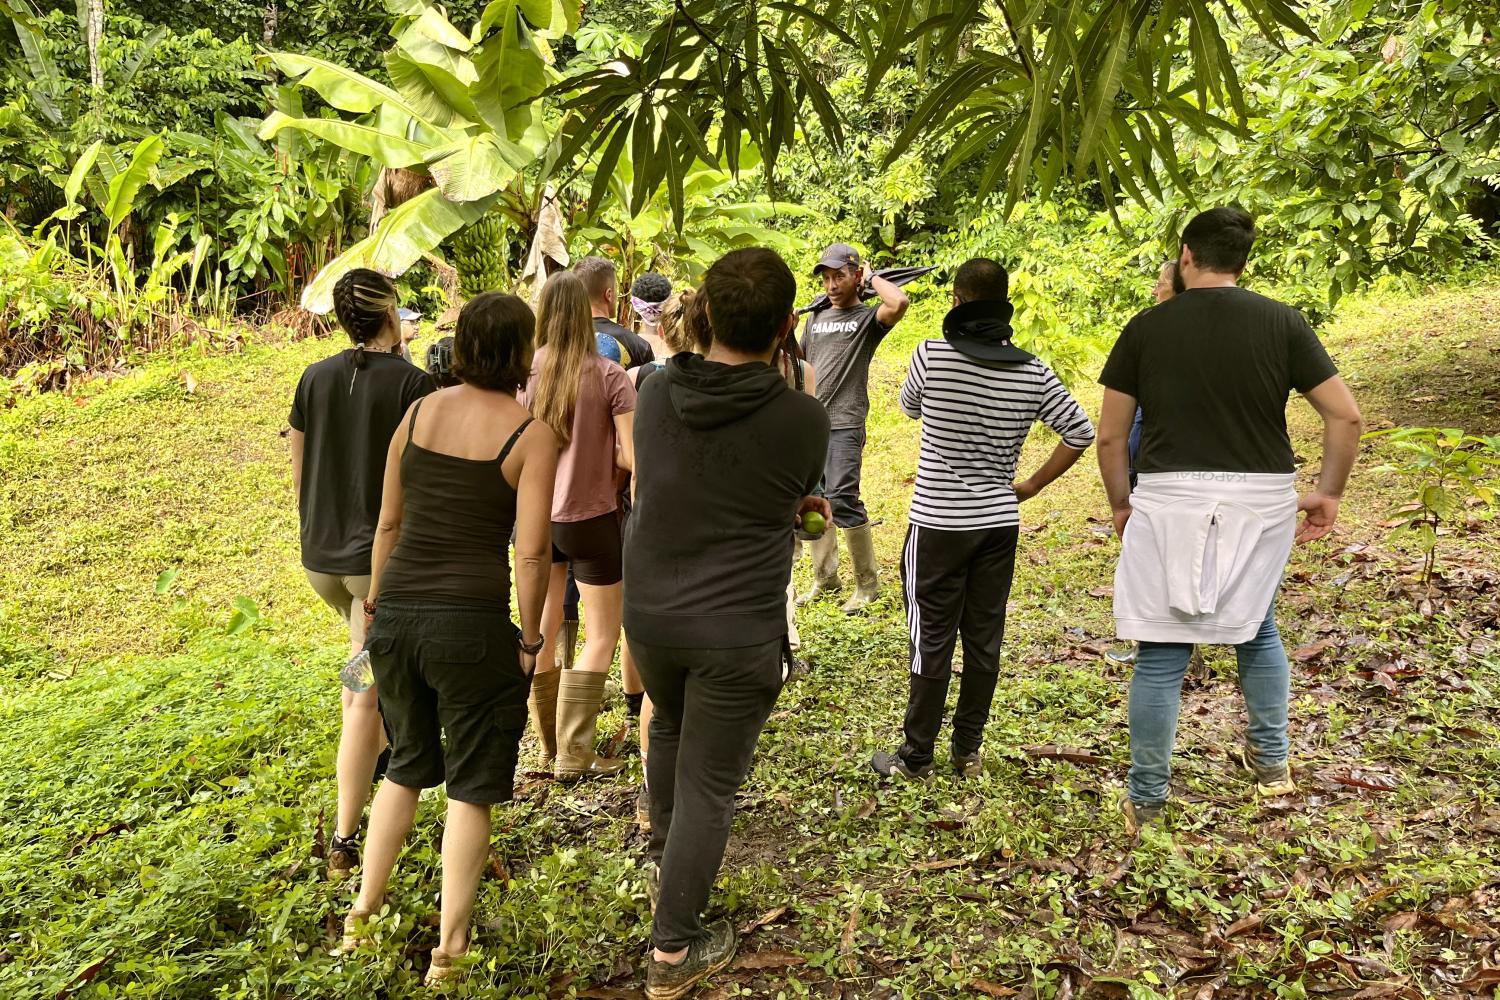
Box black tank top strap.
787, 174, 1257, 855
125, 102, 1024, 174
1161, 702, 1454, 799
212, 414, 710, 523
406, 399, 425, 444
495, 417, 533, 463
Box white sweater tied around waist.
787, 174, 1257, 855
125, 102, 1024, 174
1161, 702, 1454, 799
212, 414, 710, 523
1114, 471, 1297, 644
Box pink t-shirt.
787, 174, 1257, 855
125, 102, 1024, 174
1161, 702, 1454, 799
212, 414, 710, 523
521, 348, 636, 522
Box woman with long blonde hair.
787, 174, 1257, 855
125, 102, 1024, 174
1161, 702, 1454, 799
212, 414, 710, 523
520, 270, 636, 781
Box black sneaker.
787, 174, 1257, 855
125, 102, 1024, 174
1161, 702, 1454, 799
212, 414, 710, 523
328, 832, 360, 881
953, 752, 982, 779
870, 750, 934, 781
645, 920, 738, 1000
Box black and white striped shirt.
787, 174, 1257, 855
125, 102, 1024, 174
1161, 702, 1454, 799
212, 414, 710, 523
900, 339, 1096, 529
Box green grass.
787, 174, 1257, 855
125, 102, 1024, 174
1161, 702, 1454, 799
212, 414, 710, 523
2, 281, 1498, 999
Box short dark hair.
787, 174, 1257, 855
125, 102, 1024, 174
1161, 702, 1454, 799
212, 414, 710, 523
703, 248, 796, 353
452, 292, 534, 392
573, 256, 617, 305
631, 271, 672, 303
953, 257, 1009, 303
1180, 207, 1255, 274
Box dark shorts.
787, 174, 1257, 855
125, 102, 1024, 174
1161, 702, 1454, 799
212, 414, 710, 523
550, 512, 623, 586
365, 600, 530, 805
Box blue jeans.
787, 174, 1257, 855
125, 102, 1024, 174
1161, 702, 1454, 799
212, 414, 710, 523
1127, 604, 1289, 805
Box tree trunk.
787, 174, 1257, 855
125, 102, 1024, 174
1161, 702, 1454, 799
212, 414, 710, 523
85, 0, 104, 90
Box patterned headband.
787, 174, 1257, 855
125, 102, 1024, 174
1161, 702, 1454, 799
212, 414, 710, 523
631, 295, 667, 326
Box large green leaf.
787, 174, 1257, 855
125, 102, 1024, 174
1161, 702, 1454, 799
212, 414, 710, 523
104, 134, 165, 231
301, 188, 499, 313
259, 111, 433, 168
63, 139, 102, 207
269, 52, 438, 131
426, 132, 531, 201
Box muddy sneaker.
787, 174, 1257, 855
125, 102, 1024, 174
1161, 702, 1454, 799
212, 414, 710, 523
953, 752, 982, 779
1240, 744, 1296, 796
328, 832, 360, 881
1120, 796, 1163, 836
870, 750, 934, 781
645, 920, 738, 1000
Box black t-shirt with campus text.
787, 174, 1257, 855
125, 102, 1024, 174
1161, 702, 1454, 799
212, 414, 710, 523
289, 349, 434, 575
800, 303, 891, 429
1099, 286, 1338, 475
593, 316, 656, 369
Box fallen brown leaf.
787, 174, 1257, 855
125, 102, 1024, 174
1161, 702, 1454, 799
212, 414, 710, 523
740, 906, 789, 935
734, 950, 806, 971
1333, 774, 1398, 793
1225, 912, 1264, 938
1292, 639, 1336, 662
970, 980, 1018, 997
1023, 745, 1103, 765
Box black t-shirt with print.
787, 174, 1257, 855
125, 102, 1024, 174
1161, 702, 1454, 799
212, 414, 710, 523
1099, 286, 1338, 475
593, 317, 656, 369
289, 349, 434, 575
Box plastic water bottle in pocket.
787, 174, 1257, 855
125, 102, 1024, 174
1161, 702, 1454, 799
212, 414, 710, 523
341, 648, 375, 693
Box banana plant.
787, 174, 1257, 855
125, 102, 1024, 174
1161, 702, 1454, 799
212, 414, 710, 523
575, 151, 812, 294
259, 0, 580, 312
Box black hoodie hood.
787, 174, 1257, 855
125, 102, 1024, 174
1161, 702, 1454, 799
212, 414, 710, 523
664, 352, 789, 430
942, 299, 1035, 363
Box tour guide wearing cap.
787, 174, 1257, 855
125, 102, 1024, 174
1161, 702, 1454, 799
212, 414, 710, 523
797, 242, 910, 615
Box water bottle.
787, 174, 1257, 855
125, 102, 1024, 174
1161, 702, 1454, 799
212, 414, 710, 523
341, 648, 375, 693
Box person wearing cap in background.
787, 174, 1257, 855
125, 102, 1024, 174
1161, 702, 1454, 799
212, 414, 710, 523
869, 258, 1095, 779
798, 242, 910, 615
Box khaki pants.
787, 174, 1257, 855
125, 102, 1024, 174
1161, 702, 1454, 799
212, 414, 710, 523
305, 570, 371, 647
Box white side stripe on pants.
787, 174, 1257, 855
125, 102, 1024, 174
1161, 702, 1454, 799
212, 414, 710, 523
905, 524, 922, 675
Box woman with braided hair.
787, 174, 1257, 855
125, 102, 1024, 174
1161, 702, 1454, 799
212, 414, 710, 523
289, 267, 434, 880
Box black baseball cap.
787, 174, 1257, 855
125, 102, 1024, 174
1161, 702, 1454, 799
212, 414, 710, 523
813, 242, 862, 276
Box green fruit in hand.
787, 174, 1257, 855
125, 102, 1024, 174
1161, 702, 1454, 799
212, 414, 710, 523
801, 511, 826, 536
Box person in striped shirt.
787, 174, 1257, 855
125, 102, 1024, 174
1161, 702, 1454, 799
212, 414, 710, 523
871, 257, 1096, 780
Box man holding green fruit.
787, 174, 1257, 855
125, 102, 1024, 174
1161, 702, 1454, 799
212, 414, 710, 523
624, 247, 830, 997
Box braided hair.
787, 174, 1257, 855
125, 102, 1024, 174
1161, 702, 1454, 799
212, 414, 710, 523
332, 268, 398, 369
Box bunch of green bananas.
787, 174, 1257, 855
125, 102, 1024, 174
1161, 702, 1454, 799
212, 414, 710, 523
452, 214, 508, 298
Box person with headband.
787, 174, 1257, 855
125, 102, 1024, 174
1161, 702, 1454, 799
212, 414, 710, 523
630, 271, 673, 359
287, 267, 434, 881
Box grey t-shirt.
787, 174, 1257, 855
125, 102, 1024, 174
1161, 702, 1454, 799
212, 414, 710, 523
801, 303, 891, 429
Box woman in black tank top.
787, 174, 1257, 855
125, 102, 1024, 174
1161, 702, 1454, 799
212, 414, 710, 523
337, 293, 559, 987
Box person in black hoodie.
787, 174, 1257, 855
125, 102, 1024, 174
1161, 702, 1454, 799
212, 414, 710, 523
624, 247, 831, 998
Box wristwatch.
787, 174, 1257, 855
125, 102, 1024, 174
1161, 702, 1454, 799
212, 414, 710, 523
519, 634, 544, 655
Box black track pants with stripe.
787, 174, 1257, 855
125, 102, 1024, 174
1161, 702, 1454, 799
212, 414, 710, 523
897, 522, 1019, 767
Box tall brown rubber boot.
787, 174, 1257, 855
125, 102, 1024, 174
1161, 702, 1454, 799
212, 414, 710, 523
528, 668, 561, 769
554, 670, 625, 781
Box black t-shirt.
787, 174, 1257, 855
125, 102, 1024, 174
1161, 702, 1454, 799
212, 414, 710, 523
289, 349, 434, 575
593, 317, 656, 368
1099, 286, 1338, 475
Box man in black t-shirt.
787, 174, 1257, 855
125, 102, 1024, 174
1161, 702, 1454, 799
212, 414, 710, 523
798, 242, 909, 614
1096, 207, 1363, 835
575, 256, 657, 368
